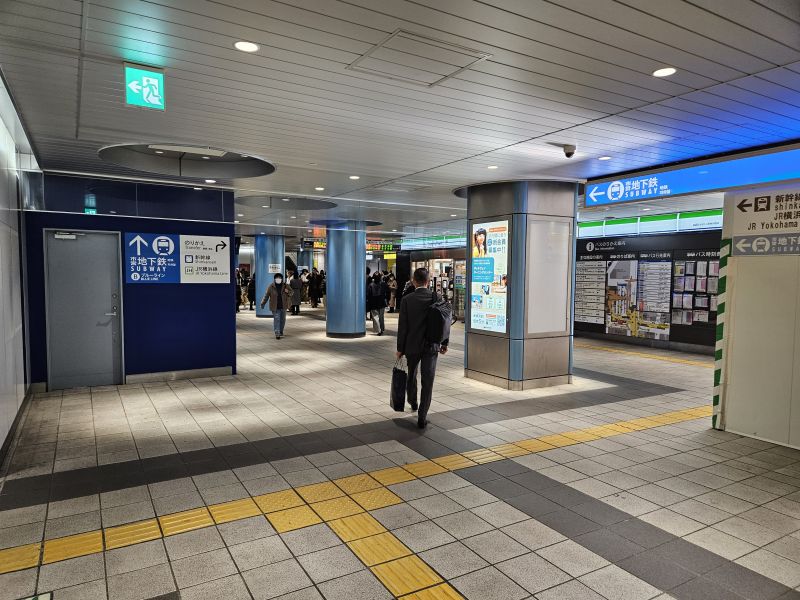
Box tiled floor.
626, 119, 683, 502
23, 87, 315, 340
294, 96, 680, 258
1, 309, 799, 600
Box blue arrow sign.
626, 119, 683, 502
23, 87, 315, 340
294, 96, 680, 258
587, 146, 800, 206
124, 233, 179, 283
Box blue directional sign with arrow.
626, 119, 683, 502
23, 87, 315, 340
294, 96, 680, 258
586, 146, 800, 207
124, 233, 179, 283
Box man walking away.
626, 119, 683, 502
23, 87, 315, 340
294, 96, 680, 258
396, 268, 448, 428
367, 272, 387, 335
260, 273, 292, 339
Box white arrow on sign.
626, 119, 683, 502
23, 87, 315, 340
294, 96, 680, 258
735, 238, 751, 254
588, 186, 606, 203
127, 80, 142, 94
128, 235, 148, 255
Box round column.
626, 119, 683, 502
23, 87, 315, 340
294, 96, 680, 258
255, 234, 285, 318
325, 224, 366, 337
297, 250, 313, 272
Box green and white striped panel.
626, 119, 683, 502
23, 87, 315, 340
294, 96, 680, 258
713, 238, 731, 430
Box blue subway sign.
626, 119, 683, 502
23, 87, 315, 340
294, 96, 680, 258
125, 233, 179, 283
586, 146, 800, 206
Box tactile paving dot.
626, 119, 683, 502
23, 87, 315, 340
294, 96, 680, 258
253, 489, 305, 513
334, 474, 383, 494
267, 505, 323, 533
296, 481, 345, 503
371, 466, 417, 486
311, 496, 364, 521
350, 488, 403, 511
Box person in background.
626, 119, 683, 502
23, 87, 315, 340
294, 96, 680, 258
290, 271, 303, 315
387, 274, 398, 313
247, 275, 256, 310
396, 268, 449, 428
301, 269, 310, 303
235, 279, 241, 313
366, 267, 372, 321
320, 270, 327, 308
309, 268, 322, 308
367, 271, 387, 335
260, 273, 292, 339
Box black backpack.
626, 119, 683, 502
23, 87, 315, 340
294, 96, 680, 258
426, 293, 452, 345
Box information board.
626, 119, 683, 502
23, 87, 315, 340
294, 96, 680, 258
470, 220, 508, 333
126, 233, 230, 284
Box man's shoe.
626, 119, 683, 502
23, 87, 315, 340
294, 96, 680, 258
417, 418, 427, 429
409, 402, 418, 412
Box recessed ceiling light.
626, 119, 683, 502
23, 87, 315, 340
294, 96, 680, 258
642, 208, 652, 211
290, 216, 296, 219
234, 220, 240, 223
201, 156, 210, 160
234, 41, 260, 53
315, 187, 324, 191
155, 150, 164, 154
282, 198, 290, 202
307, 229, 312, 232
193, 187, 202, 191
262, 205, 269, 208
237, 213, 244, 217
652, 67, 676, 77
349, 175, 360, 180
487, 165, 498, 169
450, 214, 457, 217
598, 156, 612, 161
392, 229, 397, 232
205, 179, 216, 183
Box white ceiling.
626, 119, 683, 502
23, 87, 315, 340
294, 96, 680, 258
2, 0, 800, 239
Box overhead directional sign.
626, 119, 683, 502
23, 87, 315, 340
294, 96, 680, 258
587, 146, 800, 206
125, 233, 231, 283
728, 184, 800, 256
124, 64, 165, 110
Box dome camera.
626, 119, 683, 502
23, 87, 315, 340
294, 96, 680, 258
563, 144, 576, 158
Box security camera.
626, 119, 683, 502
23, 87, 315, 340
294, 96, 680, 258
563, 144, 576, 158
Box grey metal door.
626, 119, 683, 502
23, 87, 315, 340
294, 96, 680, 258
45, 231, 123, 390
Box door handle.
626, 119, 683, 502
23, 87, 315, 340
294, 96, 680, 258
104, 312, 118, 317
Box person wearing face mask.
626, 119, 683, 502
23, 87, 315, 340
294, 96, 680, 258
260, 273, 292, 339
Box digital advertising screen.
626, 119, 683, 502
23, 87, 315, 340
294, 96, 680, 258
470, 220, 509, 333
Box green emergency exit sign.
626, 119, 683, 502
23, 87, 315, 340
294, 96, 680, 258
124, 64, 165, 110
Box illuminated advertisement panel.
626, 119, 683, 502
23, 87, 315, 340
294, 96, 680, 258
470, 220, 509, 333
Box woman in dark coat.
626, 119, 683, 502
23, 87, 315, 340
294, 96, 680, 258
289, 272, 303, 315
309, 268, 322, 308
247, 276, 256, 310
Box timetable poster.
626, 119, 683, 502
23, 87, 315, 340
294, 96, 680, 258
606, 257, 638, 337
575, 256, 606, 325
470, 220, 509, 333
637, 253, 672, 341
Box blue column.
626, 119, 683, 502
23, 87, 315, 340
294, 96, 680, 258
297, 250, 313, 272
325, 224, 366, 337
255, 235, 285, 318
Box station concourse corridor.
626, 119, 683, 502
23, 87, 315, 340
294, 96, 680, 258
1, 312, 799, 600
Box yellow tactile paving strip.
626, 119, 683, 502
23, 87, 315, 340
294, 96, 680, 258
0, 403, 713, 596
574, 342, 714, 368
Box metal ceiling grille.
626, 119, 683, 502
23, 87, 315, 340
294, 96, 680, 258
346, 29, 492, 87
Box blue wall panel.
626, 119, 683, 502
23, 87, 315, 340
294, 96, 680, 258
26, 178, 236, 383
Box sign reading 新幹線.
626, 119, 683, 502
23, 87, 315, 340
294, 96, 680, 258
730, 186, 800, 256
125, 233, 231, 283
124, 64, 165, 110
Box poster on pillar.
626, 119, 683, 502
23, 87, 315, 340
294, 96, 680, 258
729, 185, 800, 256
470, 220, 508, 333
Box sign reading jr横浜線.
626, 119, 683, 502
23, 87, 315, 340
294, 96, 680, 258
125, 233, 230, 283
124, 64, 165, 110
730, 186, 800, 256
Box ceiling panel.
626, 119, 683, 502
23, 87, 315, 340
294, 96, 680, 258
2, 0, 800, 241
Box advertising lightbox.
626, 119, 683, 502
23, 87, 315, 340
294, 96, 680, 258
470, 220, 509, 333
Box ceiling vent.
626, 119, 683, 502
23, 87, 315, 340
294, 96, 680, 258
347, 29, 491, 87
